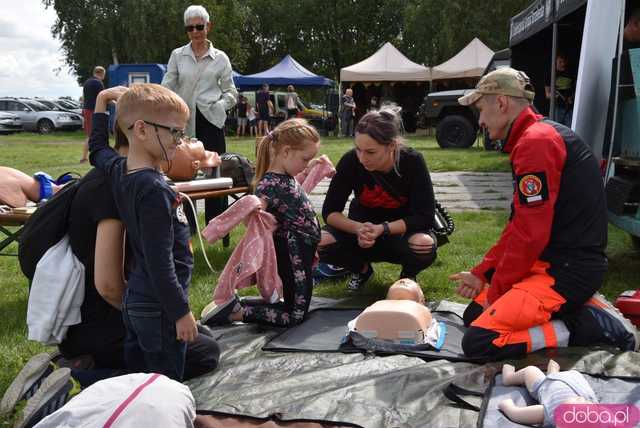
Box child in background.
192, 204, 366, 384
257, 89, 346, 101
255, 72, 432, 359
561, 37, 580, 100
89, 84, 198, 381
203, 118, 322, 327
247, 104, 257, 137
267, 99, 276, 130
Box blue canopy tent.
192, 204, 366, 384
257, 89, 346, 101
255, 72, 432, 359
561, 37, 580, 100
234, 55, 334, 89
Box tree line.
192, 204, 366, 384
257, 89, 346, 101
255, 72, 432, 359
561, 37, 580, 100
44, 0, 530, 84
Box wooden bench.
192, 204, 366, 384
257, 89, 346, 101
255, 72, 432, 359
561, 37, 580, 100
0, 186, 250, 256
0, 210, 32, 256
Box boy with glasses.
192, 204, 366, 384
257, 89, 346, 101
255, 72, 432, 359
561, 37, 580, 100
89, 84, 198, 381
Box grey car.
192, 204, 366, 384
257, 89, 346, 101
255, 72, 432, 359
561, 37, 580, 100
0, 98, 83, 133
35, 98, 83, 117
0, 111, 22, 134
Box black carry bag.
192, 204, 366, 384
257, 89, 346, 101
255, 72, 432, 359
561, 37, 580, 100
220, 152, 255, 187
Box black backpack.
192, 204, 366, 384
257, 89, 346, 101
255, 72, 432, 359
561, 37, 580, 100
18, 178, 82, 281
220, 152, 255, 187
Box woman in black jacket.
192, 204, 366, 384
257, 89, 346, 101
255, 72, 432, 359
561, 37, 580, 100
319, 106, 437, 290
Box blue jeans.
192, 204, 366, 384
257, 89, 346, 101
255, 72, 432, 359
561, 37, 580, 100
555, 105, 573, 128
341, 112, 354, 137
122, 290, 187, 381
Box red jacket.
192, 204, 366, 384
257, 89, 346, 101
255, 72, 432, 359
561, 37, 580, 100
471, 107, 567, 304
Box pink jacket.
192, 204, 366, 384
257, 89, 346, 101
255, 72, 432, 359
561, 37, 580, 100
202, 158, 336, 305
202, 195, 280, 304
296, 155, 336, 193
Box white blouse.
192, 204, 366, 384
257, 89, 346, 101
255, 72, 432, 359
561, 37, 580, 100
162, 40, 238, 135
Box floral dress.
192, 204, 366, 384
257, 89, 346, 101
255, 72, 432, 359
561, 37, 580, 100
241, 172, 321, 326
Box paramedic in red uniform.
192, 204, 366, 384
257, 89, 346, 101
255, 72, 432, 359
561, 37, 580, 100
450, 67, 638, 360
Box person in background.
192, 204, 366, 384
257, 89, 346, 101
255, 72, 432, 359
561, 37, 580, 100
80, 66, 105, 163
247, 103, 258, 137
341, 88, 356, 137
545, 53, 575, 127
162, 4, 238, 226
256, 83, 271, 137
285, 85, 301, 119
267, 98, 277, 130
368, 96, 378, 113
236, 95, 248, 137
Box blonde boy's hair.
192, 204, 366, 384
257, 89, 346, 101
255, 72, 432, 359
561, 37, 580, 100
115, 84, 189, 134
93, 66, 105, 76
252, 118, 320, 189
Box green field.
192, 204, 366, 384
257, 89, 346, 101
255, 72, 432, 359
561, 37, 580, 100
0, 131, 638, 424
0, 131, 511, 177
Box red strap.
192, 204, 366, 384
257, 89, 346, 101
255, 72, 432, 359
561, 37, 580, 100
103, 373, 162, 428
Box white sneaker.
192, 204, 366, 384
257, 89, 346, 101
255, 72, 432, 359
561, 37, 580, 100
0, 353, 53, 416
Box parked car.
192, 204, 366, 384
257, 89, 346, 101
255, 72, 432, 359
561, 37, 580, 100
57, 98, 82, 110
0, 98, 83, 133
35, 98, 83, 116
419, 49, 511, 149
0, 111, 23, 134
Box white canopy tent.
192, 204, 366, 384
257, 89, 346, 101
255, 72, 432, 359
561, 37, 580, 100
430, 38, 494, 80
340, 42, 430, 82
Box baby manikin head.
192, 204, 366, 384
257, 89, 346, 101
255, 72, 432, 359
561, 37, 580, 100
386, 278, 426, 305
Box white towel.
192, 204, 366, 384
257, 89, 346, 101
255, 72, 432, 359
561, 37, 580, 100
27, 235, 85, 345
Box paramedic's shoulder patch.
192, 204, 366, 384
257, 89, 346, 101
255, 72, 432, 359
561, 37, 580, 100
516, 172, 548, 206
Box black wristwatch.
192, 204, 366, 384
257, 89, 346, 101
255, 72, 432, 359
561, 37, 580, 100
382, 221, 391, 238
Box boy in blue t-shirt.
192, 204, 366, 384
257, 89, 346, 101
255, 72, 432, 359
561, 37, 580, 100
89, 84, 198, 381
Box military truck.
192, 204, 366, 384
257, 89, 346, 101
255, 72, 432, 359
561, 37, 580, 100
418, 49, 511, 149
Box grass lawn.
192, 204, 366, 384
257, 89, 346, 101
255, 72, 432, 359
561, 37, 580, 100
0, 131, 638, 423
0, 131, 511, 178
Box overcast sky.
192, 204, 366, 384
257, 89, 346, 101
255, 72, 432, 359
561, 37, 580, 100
0, 1, 81, 99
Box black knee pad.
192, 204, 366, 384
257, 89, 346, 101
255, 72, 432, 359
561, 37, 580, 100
463, 302, 484, 327
462, 326, 528, 360
462, 326, 497, 358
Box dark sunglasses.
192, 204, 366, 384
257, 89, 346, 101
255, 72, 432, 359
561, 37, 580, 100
185, 24, 205, 32
128, 120, 187, 144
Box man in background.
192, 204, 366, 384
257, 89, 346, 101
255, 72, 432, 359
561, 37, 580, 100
80, 66, 105, 163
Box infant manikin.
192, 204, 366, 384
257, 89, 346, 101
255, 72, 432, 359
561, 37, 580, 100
350, 279, 442, 347
499, 360, 598, 427
162, 138, 221, 181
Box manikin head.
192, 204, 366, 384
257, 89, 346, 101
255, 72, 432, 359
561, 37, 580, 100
161, 138, 221, 181
386, 278, 426, 305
